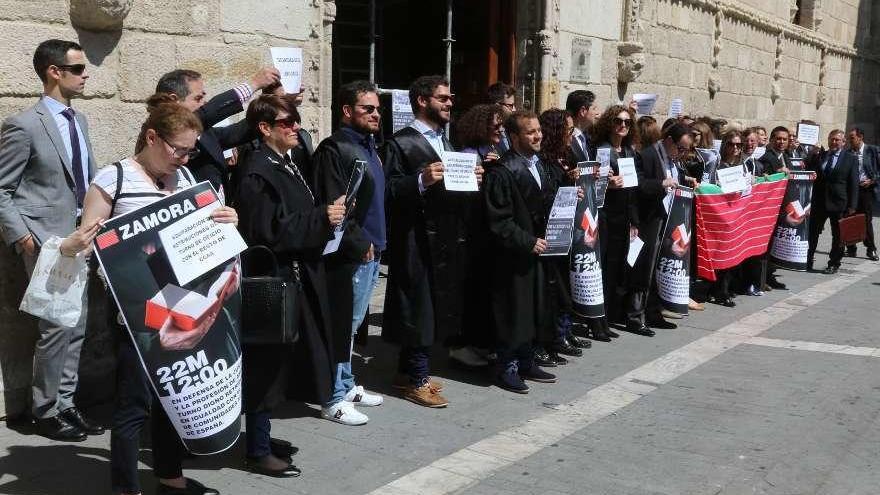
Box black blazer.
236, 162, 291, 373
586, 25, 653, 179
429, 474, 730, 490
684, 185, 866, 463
808, 149, 859, 213
312, 128, 376, 262
757, 148, 791, 175
190, 89, 258, 193
635, 143, 682, 224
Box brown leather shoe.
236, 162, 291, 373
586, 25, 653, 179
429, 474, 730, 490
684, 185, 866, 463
392, 373, 444, 392
401, 383, 449, 408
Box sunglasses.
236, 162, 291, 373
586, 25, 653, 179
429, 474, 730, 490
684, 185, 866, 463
158, 134, 199, 160
273, 117, 300, 129
728, 142, 743, 148
355, 104, 380, 114
55, 64, 86, 76
431, 94, 454, 104
612, 117, 632, 128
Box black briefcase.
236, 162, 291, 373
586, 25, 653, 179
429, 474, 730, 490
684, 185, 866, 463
240, 245, 301, 344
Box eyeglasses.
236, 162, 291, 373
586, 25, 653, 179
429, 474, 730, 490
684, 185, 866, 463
431, 94, 454, 104
54, 64, 86, 76
273, 117, 300, 129
158, 135, 199, 160
500, 102, 516, 110
355, 104, 380, 114
612, 117, 632, 128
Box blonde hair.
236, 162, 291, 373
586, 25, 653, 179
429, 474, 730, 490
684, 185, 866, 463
135, 93, 203, 153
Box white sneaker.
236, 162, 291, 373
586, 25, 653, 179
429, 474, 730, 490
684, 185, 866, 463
321, 401, 368, 425
449, 346, 489, 367
344, 385, 384, 406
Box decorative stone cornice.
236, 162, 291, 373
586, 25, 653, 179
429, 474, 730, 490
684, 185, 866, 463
666, 0, 865, 60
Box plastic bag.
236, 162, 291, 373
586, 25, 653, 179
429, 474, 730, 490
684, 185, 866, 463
19, 236, 89, 327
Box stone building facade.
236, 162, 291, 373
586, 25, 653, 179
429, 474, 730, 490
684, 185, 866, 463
0, 0, 876, 416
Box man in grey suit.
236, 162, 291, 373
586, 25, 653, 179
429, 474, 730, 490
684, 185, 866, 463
0, 39, 104, 441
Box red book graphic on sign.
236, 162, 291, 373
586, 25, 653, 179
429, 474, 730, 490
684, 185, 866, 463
96, 230, 120, 250
580, 209, 598, 237
195, 190, 217, 208
671, 224, 689, 248
785, 200, 806, 220
144, 263, 238, 331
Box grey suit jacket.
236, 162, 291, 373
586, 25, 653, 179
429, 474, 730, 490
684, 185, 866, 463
0, 99, 97, 246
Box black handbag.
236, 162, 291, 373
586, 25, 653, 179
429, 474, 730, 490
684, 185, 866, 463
239, 245, 301, 344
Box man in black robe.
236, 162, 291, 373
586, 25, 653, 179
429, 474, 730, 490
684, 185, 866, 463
483, 111, 558, 394
382, 75, 482, 408
313, 80, 386, 424
757, 126, 794, 289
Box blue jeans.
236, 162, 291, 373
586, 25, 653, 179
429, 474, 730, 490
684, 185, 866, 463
328, 257, 381, 405
245, 411, 271, 458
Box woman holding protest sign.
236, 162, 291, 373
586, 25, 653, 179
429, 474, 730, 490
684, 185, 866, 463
234, 95, 344, 477
60, 94, 238, 495
589, 105, 640, 340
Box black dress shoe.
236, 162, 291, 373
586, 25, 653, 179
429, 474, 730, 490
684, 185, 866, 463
270, 438, 299, 459
823, 265, 839, 275
868, 250, 879, 261
646, 319, 677, 330
61, 407, 105, 435
713, 297, 736, 308
567, 335, 592, 349
547, 350, 568, 365
625, 323, 655, 337
603, 322, 620, 338
36, 415, 86, 442
533, 348, 557, 367
590, 324, 612, 342
157, 477, 221, 494
245, 455, 302, 478
766, 278, 787, 290
552, 340, 583, 357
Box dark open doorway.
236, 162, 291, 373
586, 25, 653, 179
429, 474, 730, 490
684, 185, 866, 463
332, 0, 517, 136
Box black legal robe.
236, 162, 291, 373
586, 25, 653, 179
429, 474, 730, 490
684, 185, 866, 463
757, 149, 792, 175
381, 126, 475, 348
632, 142, 683, 289
483, 151, 553, 349
312, 128, 376, 362
591, 143, 640, 320
235, 145, 335, 409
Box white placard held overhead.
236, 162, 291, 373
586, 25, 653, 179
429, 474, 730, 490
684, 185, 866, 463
392, 89, 415, 133
440, 151, 479, 192
617, 157, 639, 188
633, 93, 658, 115
797, 123, 820, 146
270, 47, 303, 93
668, 98, 684, 118
716, 165, 749, 193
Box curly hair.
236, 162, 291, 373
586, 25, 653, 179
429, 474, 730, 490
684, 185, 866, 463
538, 108, 571, 167
719, 129, 744, 163
590, 105, 638, 148
455, 104, 503, 149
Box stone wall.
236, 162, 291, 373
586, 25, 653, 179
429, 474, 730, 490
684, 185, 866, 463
0, 0, 334, 417
550, 0, 880, 141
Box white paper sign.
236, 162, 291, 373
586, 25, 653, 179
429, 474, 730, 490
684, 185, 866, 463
158, 201, 248, 286
627, 236, 645, 267
751, 146, 766, 160
617, 157, 638, 188
797, 123, 820, 146
668, 98, 684, 118
633, 93, 658, 115
270, 47, 303, 93
392, 89, 415, 133
596, 147, 611, 168
441, 151, 479, 192
717, 165, 748, 193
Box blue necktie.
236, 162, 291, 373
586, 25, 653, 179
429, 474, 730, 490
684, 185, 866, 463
61, 108, 87, 207
823, 153, 837, 175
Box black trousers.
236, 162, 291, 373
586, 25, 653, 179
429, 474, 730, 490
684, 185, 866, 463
710, 269, 732, 299
808, 208, 843, 268
111, 339, 184, 494
854, 186, 875, 251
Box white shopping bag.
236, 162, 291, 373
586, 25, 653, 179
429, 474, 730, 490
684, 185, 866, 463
19, 236, 89, 327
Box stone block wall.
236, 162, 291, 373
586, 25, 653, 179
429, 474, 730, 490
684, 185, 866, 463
0, 0, 334, 417
551, 0, 879, 141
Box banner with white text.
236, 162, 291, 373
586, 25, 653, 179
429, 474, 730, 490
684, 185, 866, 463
570, 163, 605, 318
770, 170, 815, 271
93, 182, 246, 455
